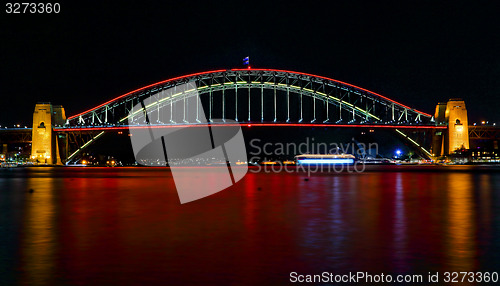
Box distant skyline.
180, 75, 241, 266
1, 1, 499, 126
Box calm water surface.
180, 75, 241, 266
1, 166, 500, 285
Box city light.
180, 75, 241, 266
394, 149, 402, 159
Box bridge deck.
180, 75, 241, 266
53, 123, 448, 132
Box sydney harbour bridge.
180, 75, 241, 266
3, 68, 491, 164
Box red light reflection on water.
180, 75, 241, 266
11, 166, 499, 285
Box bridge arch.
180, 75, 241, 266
66, 69, 432, 127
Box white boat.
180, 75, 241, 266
295, 154, 355, 165
359, 158, 396, 164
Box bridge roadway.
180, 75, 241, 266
52, 123, 448, 132
6, 124, 500, 139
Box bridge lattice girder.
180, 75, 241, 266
0, 128, 32, 143
469, 126, 500, 140
65, 69, 433, 128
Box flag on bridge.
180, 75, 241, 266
243, 56, 250, 67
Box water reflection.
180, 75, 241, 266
446, 173, 477, 271
0, 177, 26, 285
392, 173, 409, 273
0, 166, 499, 285
22, 174, 56, 285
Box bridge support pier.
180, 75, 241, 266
31, 103, 66, 165
431, 98, 469, 157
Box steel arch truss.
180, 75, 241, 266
66, 69, 432, 127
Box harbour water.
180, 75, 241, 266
1, 166, 500, 285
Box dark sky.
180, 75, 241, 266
1, 1, 499, 126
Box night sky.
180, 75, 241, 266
1, 1, 499, 127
